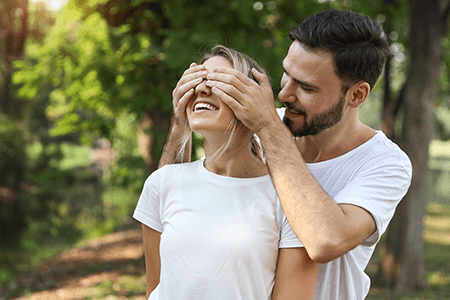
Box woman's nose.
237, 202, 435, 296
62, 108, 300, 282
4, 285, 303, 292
195, 79, 212, 96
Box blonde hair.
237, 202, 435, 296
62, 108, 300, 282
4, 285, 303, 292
176, 45, 269, 163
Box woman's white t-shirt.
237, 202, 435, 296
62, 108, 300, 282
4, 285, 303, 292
133, 159, 303, 300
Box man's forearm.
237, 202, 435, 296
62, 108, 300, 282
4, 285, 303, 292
158, 123, 191, 168
258, 121, 371, 262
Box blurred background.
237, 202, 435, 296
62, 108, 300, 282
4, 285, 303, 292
0, 0, 450, 299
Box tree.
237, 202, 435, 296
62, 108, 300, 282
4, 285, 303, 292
0, 0, 29, 244
15, 0, 335, 172
377, 0, 450, 291
0, 0, 28, 116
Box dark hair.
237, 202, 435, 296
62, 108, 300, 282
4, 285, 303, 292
289, 9, 390, 91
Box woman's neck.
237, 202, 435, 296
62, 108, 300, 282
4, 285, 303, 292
203, 137, 268, 178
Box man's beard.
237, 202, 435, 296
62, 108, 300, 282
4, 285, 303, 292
283, 94, 345, 137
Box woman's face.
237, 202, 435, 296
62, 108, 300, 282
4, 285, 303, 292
186, 56, 237, 136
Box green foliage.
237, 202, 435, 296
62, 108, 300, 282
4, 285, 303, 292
14, 0, 415, 150
5, 0, 450, 295
14, 0, 339, 145
0, 114, 28, 245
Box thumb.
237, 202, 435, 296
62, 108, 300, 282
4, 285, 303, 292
251, 68, 270, 88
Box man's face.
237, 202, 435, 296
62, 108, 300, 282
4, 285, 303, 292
279, 41, 348, 137
283, 93, 345, 137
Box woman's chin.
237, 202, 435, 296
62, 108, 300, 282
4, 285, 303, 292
189, 120, 231, 135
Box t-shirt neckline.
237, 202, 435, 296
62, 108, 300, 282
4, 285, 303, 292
306, 131, 384, 168
197, 159, 270, 183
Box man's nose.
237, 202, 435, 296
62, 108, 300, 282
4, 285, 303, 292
278, 84, 296, 103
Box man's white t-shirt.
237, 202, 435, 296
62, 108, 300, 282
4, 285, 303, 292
277, 107, 412, 300
133, 159, 303, 300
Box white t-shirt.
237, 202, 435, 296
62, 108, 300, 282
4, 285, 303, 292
277, 107, 412, 300
133, 159, 303, 300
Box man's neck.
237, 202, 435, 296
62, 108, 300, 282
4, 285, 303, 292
296, 121, 376, 163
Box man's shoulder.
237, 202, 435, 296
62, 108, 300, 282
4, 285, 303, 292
366, 132, 409, 159
350, 131, 412, 175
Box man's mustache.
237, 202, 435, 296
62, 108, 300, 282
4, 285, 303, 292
284, 103, 306, 116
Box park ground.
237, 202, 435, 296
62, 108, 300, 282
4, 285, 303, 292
1, 204, 450, 300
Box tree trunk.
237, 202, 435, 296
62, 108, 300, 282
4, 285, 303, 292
376, 0, 450, 292
137, 109, 172, 172
0, 0, 29, 244
0, 0, 28, 115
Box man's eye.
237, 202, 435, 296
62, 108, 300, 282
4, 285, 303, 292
301, 86, 313, 92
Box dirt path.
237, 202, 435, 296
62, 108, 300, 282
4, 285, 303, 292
8, 223, 146, 300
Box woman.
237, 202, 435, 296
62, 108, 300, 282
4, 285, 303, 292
133, 45, 318, 299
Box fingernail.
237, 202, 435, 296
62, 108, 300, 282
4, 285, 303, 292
201, 71, 207, 77
206, 73, 211, 79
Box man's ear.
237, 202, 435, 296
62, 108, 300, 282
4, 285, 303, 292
348, 81, 371, 108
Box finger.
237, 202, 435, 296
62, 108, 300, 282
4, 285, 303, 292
251, 68, 271, 88
210, 67, 255, 86
211, 86, 243, 113
206, 73, 248, 94
173, 68, 207, 99
183, 64, 205, 80
177, 88, 195, 110
173, 77, 203, 105
206, 80, 244, 101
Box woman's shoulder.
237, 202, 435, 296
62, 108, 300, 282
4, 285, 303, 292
150, 160, 201, 178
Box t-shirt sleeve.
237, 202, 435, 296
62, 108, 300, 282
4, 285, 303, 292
133, 169, 163, 232
334, 150, 412, 246
277, 205, 304, 248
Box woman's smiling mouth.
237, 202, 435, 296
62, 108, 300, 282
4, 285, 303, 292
193, 102, 219, 111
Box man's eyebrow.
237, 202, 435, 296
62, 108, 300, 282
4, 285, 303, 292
282, 63, 320, 91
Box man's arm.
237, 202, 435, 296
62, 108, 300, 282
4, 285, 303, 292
158, 120, 192, 168
257, 120, 376, 263
206, 67, 376, 262
158, 63, 207, 168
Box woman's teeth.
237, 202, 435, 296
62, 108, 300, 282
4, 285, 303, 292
194, 103, 218, 111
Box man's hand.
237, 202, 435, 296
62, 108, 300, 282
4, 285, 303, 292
171, 62, 208, 133
158, 63, 207, 167
205, 67, 279, 135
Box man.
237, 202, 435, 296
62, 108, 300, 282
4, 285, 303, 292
160, 9, 412, 300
